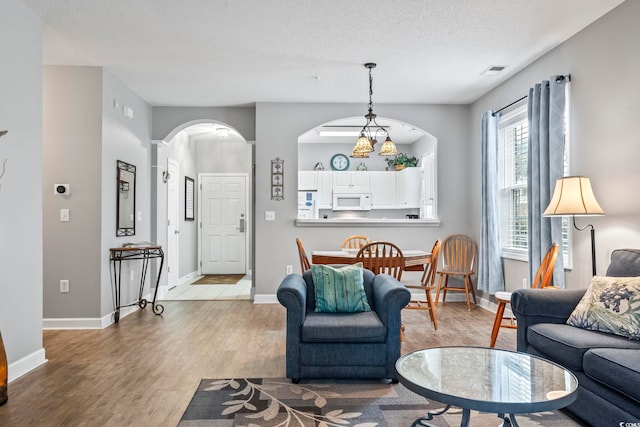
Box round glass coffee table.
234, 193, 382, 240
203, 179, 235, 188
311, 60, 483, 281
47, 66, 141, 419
396, 346, 578, 427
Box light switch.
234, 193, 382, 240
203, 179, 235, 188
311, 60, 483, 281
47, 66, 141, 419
60, 209, 70, 222
265, 211, 275, 221
137, 211, 142, 221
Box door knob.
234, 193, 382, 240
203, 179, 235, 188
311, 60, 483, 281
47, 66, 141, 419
174, 230, 180, 234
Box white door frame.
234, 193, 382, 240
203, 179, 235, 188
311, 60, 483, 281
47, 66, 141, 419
167, 159, 180, 289
197, 172, 250, 275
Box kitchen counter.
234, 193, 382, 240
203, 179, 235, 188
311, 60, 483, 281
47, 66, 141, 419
295, 218, 441, 227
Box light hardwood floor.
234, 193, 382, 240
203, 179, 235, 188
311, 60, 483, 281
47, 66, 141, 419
0, 300, 515, 426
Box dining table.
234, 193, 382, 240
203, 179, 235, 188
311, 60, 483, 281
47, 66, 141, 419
311, 249, 430, 271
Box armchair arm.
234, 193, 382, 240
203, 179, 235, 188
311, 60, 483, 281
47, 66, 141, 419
277, 273, 308, 326
371, 274, 411, 328
511, 288, 585, 352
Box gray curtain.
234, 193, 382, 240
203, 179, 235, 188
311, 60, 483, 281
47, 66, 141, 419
478, 111, 504, 294
527, 76, 567, 287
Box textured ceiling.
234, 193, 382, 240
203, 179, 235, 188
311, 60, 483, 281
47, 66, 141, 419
22, 0, 625, 107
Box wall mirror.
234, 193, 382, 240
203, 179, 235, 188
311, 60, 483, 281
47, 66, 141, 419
117, 160, 136, 236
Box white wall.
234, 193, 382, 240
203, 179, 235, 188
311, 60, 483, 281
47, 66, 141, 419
0, 0, 45, 377
470, 0, 640, 292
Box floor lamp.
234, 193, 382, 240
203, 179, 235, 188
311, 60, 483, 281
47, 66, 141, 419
543, 176, 604, 276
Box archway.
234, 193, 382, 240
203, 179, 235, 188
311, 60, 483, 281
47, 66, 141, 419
153, 119, 253, 300
297, 116, 437, 220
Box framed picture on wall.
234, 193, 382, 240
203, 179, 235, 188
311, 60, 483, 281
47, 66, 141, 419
185, 176, 194, 221
271, 157, 284, 200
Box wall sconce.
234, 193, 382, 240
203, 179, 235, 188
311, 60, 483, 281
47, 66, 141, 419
162, 170, 170, 183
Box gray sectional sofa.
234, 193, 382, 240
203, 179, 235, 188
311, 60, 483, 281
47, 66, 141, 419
512, 249, 640, 426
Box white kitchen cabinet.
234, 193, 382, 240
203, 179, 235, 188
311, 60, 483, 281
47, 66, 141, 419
332, 171, 370, 193
369, 171, 396, 208
317, 171, 333, 208
395, 167, 423, 208
298, 171, 317, 191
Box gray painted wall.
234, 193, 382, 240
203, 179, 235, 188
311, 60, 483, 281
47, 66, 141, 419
42, 67, 153, 320
43, 66, 103, 318
152, 107, 256, 142
0, 0, 44, 370
254, 102, 471, 297
165, 133, 199, 278
100, 69, 153, 316
469, 0, 640, 293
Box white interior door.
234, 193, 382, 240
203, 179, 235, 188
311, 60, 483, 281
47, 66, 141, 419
167, 160, 179, 288
200, 174, 247, 274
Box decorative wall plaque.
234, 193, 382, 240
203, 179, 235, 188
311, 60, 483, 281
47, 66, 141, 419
271, 158, 284, 201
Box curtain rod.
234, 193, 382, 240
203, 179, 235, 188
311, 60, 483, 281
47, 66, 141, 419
492, 74, 571, 116
492, 95, 527, 116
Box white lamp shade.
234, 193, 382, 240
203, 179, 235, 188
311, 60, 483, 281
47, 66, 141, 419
543, 176, 604, 216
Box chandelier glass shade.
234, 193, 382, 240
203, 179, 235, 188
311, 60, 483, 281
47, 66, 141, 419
351, 63, 397, 158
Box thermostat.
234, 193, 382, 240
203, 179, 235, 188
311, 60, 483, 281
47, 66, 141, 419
54, 184, 70, 195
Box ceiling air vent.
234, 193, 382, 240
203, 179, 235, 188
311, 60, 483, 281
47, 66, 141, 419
482, 65, 508, 76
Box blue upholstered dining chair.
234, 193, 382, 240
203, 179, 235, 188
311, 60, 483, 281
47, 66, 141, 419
277, 267, 410, 383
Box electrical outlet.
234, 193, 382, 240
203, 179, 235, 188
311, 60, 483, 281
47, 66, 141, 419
286, 265, 293, 274
522, 278, 528, 289
60, 279, 69, 293
130, 270, 135, 281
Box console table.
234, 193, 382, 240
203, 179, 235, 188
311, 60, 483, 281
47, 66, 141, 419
109, 245, 165, 323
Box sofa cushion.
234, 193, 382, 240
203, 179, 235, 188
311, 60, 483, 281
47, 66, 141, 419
606, 249, 640, 277
312, 263, 371, 313
301, 311, 386, 343
566, 276, 640, 340
528, 323, 640, 371
584, 348, 640, 403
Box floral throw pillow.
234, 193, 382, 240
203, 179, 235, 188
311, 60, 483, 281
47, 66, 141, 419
567, 276, 640, 340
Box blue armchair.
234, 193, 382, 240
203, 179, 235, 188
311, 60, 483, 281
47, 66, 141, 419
277, 268, 410, 382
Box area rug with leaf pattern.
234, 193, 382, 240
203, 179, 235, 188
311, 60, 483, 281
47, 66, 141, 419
178, 378, 583, 426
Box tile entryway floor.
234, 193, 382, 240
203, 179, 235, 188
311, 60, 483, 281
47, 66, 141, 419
160, 275, 251, 301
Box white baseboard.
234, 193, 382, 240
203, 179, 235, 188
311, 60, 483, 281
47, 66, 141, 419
180, 270, 200, 285
43, 292, 153, 330
8, 348, 47, 382
253, 294, 278, 304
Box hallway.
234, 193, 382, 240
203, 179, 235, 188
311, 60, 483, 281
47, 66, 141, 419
160, 275, 251, 301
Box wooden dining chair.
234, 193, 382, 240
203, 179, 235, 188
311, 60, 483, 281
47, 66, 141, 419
295, 238, 311, 273
341, 235, 370, 250
404, 240, 441, 331
435, 234, 477, 311
356, 241, 405, 280
490, 243, 559, 347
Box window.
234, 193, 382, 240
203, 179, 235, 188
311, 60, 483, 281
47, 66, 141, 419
498, 102, 571, 266
498, 104, 529, 261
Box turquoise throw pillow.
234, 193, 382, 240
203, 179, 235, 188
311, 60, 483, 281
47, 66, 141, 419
312, 263, 371, 313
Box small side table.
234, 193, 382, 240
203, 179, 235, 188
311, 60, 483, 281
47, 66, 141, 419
109, 245, 165, 323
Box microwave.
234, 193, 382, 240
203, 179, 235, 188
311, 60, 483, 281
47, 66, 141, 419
332, 193, 371, 211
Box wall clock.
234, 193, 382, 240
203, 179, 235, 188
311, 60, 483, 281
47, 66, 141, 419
330, 153, 350, 171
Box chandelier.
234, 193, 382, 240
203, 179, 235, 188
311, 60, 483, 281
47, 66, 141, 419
351, 63, 397, 158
